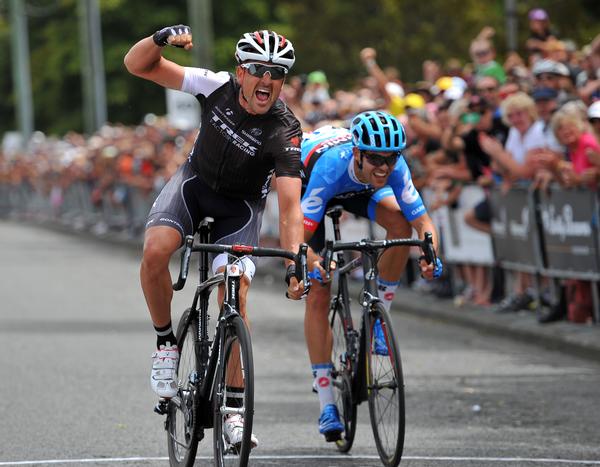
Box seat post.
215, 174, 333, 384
326, 205, 344, 242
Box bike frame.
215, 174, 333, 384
169, 217, 309, 429
169, 219, 240, 429
327, 211, 381, 404
325, 206, 436, 404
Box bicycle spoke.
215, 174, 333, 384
329, 299, 357, 452
167, 309, 202, 467
213, 316, 254, 467
367, 305, 405, 467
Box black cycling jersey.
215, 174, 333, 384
183, 69, 303, 200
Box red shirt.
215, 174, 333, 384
570, 132, 600, 174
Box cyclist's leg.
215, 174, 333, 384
307, 282, 344, 438
328, 190, 410, 311
141, 226, 182, 328
142, 160, 200, 328
305, 219, 333, 364
207, 195, 265, 445
142, 161, 201, 398
210, 195, 265, 320
305, 282, 334, 364
367, 189, 412, 356
304, 218, 343, 439
370, 188, 412, 285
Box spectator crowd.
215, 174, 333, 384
2, 8, 600, 324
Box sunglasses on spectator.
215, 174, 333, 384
537, 73, 558, 81
474, 49, 491, 58
241, 62, 288, 80
476, 86, 497, 93
362, 151, 401, 167
590, 118, 600, 124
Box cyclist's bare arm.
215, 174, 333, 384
276, 176, 305, 299
124, 35, 188, 90
410, 213, 440, 280
303, 228, 320, 264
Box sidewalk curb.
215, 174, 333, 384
391, 288, 600, 364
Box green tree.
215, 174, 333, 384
1, 0, 600, 137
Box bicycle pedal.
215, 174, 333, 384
154, 398, 169, 415
324, 430, 342, 442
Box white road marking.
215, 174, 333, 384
1, 455, 600, 465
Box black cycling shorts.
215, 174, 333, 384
306, 190, 373, 254
146, 160, 266, 248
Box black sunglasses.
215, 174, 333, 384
590, 118, 600, 124
362, 151, 401, 167
241, 62, 287, 80
537, 73, 558, 81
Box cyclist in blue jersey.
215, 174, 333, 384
301, 110, 442, 441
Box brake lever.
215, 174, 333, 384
298, 243, 310, 298
285, 243, 310, 299
172, 235, 194, 290
421, 232, 436, 265
323, 240, 334, 282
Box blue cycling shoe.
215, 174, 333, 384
373, 319, 389, 356
318, 404, 344, 442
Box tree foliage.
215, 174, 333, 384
0, 0, 599, 136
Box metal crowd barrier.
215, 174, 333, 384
489, 183, 600, 323
2, 179, 598, 323
423, 182, 599, 323
0, 181, 157, 240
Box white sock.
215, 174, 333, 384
312, 363, 335, 411
377, 278, 399, 312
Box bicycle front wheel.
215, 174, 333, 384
330, 299, 357, 452
167, 308, 201, 467
366, 303, 405, 467
213, 315, 254, 467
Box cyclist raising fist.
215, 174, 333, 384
124, 27, 306, 447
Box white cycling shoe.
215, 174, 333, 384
151, 344, 179, 398
224, 414, 259, 449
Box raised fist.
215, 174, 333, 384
153, 25, 193, 50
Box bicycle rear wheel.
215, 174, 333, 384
329, 299, 357, 452
213, 315, 254, 467
167, 308, 201, 467
366, 303, 405, 467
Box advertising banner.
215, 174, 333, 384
538, 187, 600, 277
489, 186, 539, 270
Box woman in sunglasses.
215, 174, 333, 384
125, 27, 306, 448
300, 110, 441, 441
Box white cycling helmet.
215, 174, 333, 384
235, 30, 295, 70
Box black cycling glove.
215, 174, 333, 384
152, 24, 191, 47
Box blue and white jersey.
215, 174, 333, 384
301, 126, 425, 232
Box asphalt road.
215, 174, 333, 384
1, 221, 600, 467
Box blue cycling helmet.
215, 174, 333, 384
350, 110, 407, 152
